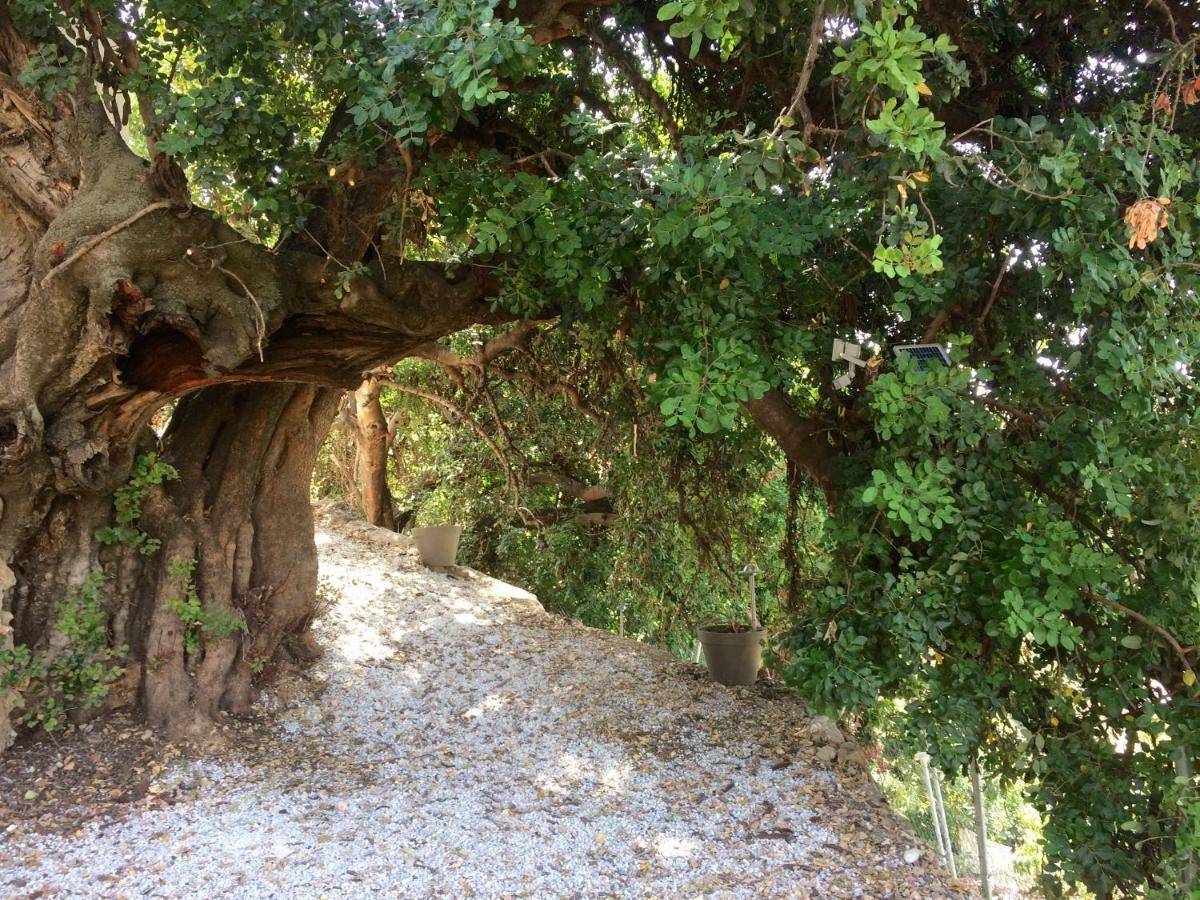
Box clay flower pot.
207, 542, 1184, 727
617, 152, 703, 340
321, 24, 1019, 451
697, 625, 766, 686
412, 525, 463, 568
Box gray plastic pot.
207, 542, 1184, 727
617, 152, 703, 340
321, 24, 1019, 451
697, 626, 766, 686
412, 525, 463, 568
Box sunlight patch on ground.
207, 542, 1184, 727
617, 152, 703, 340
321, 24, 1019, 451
464, 692, 512, 719
654, 834, 697, 859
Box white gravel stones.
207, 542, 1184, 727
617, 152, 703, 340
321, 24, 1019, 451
0, 505, 956, 898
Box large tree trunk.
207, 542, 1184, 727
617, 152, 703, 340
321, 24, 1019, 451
5, 385, 338, 741
0, 32, 500, 748
138, 384, 340, 737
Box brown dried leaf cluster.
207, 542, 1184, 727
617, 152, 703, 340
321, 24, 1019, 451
1124, 197, 1170, 250
1184, 77, 1200, 107
1152, 77, 1200, 114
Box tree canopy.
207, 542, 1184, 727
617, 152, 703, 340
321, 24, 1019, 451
2, 0, 1200, 894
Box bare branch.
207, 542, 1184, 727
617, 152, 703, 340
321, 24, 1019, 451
1087, 591, 1195, 678
774, 0, 827, 142
1147, 0, 1180, 43
976, 252, 1014, 328
40, 200, 174, 288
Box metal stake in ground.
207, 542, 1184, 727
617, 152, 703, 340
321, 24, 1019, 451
931, 767, 958, 878
1178, 750, 1198, 889
741, 563, 761, 630
917, 754, 948, 866
971, 759, 991, 900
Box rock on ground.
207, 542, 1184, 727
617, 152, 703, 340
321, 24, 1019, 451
0, 503, 965, 898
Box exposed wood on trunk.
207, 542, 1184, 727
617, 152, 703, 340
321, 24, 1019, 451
0, 68, 509, 744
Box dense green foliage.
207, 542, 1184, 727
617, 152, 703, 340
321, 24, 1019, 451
315, 337, 808, 651
16, 0, 1200, 892
0, 575, 126, 732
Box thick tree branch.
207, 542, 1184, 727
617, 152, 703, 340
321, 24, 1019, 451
743, 389, 835, 501
527, 471, 611, 503
503, 0, 619, 45
219, 259, 506, 389
411, 321, 543, 370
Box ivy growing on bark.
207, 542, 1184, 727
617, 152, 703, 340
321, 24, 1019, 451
94, 453, 178, 555
164, 558, 247, 657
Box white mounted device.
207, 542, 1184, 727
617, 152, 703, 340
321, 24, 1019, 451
832, 338, 867, 389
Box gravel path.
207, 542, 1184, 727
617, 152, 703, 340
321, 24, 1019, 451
0, 505, 961, 898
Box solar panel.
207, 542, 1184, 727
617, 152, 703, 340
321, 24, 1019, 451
892, 343, 952, 370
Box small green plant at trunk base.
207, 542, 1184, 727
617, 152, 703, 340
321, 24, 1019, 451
0, 573, 126, 733
165, 558, 247, 655
313, 577, 343, 619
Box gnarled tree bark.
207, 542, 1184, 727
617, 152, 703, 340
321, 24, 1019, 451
135, 384, 341, 737
0, 39, 500, 745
